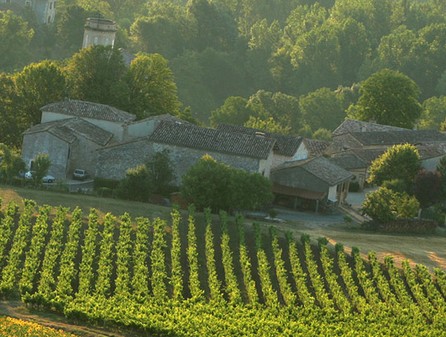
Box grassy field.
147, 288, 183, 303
1, 185, 445, 270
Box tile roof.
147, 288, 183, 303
217, 124, 302, 156
41, 100, 136, 123
273, 156, 353, 186
303, 138, 330, 157
330, 152, 367, 170
127, 113, 186, 125
350, 130, 446, 146
149, 121, 275, 159
24, 118, 113, 146
333, 119, 408, 135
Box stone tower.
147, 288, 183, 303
82, 17, 117, 49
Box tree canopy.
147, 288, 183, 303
367, 143, 421, 187
347, 69, 422, 128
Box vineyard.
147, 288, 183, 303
0, 198, 445, 336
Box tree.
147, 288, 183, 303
150, 150, 174, 195
419, 96, 446, 130
186, 0, 238, 52
32, 153, 51, 185
0, 74, 21, 146
14, 60, 67, 127
181, 154, 233, 212
246, 90, 301, 133
65, 45, 129, 109
298, 87, 345, 132
127, 53, 181, 119
413, 170, 442, 208
347, 69, 422, 128
367, 144, 421, 186
55, 5, 90, 56
0, 144, 25, 184
244, 116, 291, 135
209, 96, 252, 127
0, 11, 34, 71
181, 155, 272, 212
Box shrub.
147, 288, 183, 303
116, 165, 153, 201
362, 187, 420, 224
181, 155, 273, 213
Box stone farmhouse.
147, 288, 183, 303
21, 99, 356, 210
328, 119, 446, 190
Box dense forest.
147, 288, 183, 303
1, 0, 446, 145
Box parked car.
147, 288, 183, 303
73, 169, 89, 180
24, 171, 55, 183
42, 175, 56, 183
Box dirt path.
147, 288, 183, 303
259, 214, 446, 270
0, 301, 132, 337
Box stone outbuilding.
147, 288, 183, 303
270, 156, 353, 212
22, 117, 113, 179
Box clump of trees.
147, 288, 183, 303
362, 143, 446, 228
181, 154, 273, 213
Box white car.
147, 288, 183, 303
25, 171, 55, 183
42, 175, 56, 183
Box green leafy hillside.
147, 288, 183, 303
0, 199, 445, 336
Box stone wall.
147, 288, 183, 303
96, 140, 262, 185
22, 132, 70, 178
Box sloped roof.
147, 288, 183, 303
217, 124, 302, 156
149, 121, 275, 159
330, 152, 367, 170
273, 156, 353, 186
127, 113, 186, 125
333, 119, 408, 135
24, 118, 113, 146
303, 138, 330, 157
350, 130, 446, 146
41, 100, 136, 123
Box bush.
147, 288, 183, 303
362, 187, 420, 224
94, 177, 120, 190
116, 165, 153, 202
181, 155, 273, 213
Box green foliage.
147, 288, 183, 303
31, 153, 51, 185
0, 11, 34, 71
65, 46, 129, 109
367, 144, 421, 186
299, 87, 345, 132
0, 144, 25, 184
181, 155, 273, 213
117, 164, 153, 202
347, 69, 422, 128
14, 61, 66, 127
117, 150, 174, 201
209, 96, 252, 127
362, 187, 419, 223
244, 116, 291, 134
127, 53, 181, 119
419, 96, 446, 130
